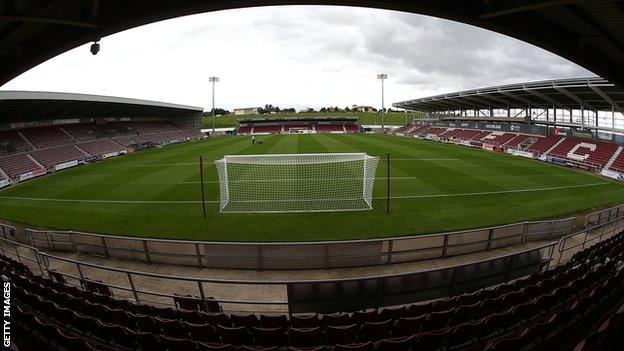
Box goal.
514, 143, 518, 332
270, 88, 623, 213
214, 153, 380, 213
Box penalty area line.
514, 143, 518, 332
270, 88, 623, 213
0, 183, 608, 205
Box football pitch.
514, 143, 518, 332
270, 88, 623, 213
1, 133, 624, 241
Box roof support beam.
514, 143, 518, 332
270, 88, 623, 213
479, 0, 585, 19
432, 98, 468, 109
588, 84, 624, 114
524, 89, 555, 104
475, 93, 511, 106
426, 100, 464, 111
499, 91, 531, 104
10, 101, 38, 120
554, 86, 595, 110
563, 4, 624, 56
0, 16, 99, 29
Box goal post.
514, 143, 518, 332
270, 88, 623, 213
214, 153, 380, 213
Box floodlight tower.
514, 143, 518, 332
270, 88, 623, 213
209, 76, 219, 133
377, 73, 387, 130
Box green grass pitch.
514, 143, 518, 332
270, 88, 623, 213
1, 133, 624, 242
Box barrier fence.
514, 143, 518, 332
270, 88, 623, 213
585, 203, 624, 227
558, 215, 624, 264
25, 217, 576, 270
4, 215, 624, 313
0, 231, 556, 314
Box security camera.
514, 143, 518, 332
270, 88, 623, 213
90, 42, 100, 55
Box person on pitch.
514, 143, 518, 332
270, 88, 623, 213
252, 135, 255, 144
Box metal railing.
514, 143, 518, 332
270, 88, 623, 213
585, 203, 624, 227
5, 214, 624, 314
556, 215, 624, 265
0, 234, 557, 314
0, 223, 16, 241
25, 217, 576, 270
0, 224, 44, 276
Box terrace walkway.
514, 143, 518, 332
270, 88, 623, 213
6, 220, 617, 313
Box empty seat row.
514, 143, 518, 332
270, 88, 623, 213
3, 228, 623, 351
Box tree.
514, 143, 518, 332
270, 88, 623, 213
344, 106, 351, 112
213, 108, 229, 116
204, 108, 230, 117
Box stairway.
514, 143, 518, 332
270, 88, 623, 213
604, 146, 623, 171
0, 166, 9, 181
74, 144, 92, 157
543, 137, 566, 156
60, 127, 77, 141
18, 131, 36, 149
27, 154, 45, 170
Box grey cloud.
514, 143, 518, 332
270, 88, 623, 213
353, 13, 592, 90
4, 6, 596, 108
245, 7, 593, 93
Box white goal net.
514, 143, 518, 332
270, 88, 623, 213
214, 153, 380, 213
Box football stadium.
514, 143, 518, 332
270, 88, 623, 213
1, 2, 624, 351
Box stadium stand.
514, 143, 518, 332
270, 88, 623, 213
0, 153, 44, 179
287, 124, 311, 131
253, 125, 284, 134
0, 130, 32, 155
504, 134, 531, 149
62, 124, 98, 141
395, 123, 429, 136
571, 301, 623, 351
344, 124, 359, 133
178, 130, 204, 139
527, 135, 563, 155
237, 126, 253, 135
6, 227, 623, 350
425, 127, 447, 136
0, 121, 202, 182
608, 151, 624, 173
30, 145, 89, 169
77, 140, 126, 158
469, 130, 492, 141
406, 125, 430, 136
316, 124, 344, 133
398, 122, 624, 180
548, 137, 620, 169
439, 129, 463, 139
449, 129, 480, 141
481, 132, 516, 146
394, 124, 413, 134
237, 119, 359, 135
21, 126, 74, 148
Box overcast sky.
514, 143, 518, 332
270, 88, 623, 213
1, 6, 594, 111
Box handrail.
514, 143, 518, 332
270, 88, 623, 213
26, 219, 559, 246
36, 241, 557, 285
0, 235, 558, 313
556, 215, 624, 264
25, 216, 576, 270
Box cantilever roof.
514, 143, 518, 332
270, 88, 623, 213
0, 90, 203, 122
393, 77, 624, 114
1, 1, 624, 87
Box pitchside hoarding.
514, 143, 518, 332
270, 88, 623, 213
433, 121, 546, 135
55, 160, 79, 171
